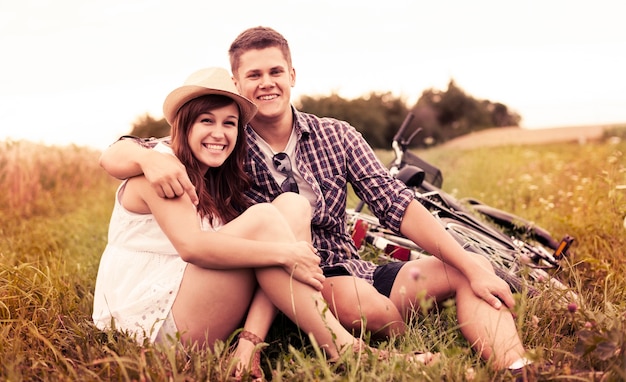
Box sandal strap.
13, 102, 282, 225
239, 330, 264, 346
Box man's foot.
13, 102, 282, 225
505, 361, 604, 382
331, 340, 439, 366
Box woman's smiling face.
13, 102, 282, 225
188, 102, 240, 171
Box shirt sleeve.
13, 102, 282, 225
117, 135, 171, 150
344, 125, 414, 234
153, 141, 175, 155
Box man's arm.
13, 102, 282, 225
99, 138, 198, 204
99, 138, 155, 179
341, 121, 514, 310
400, 199, 515, 310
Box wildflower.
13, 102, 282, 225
409, 267, 421, 281
519, 173, 533, 182
567, 302, 578, 313
465, 367, 476, 380
531, 315, 539, 329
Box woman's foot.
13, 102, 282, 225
230, 330, 266, 381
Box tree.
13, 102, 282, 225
489, 102, 521, 127
128, 79, 521, 148
129, 113, 170, 138
410, 79, 520, 146
296, 92, 409, 148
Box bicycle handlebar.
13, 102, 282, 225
392, 112, 415, 144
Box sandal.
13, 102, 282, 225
230, 330, 266, 381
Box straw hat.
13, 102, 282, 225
163, 67, 257, 126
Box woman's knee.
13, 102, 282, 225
244, 203, 289, 234
273, 192, 312, 218
246, 202, 281, 219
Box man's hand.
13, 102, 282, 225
466, 254, 516, 310
142, 150, 199, 205
100, 139, 198, 205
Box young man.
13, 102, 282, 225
100, 26, 529, 371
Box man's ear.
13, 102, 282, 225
290, 67, 296, 87
231, 76, 241, 91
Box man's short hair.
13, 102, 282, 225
228, 26, 292, 75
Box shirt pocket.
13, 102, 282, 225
319, 173, 347, 213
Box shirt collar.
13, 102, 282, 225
245, 106, 311, 143
292, 106, 311, 140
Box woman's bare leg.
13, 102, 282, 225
171, 266, 256, 347
170, 194, 304, 349
224, 193, 358, 362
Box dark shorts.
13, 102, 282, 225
323, 261, 405, 298
372, 261, 405, 297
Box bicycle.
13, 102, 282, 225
348, 113, 577, 301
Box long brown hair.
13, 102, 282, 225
170, 94, 251, 223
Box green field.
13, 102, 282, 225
1, 132, 624, 381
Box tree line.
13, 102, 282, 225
130, 79, 521, 149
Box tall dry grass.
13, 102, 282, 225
418, 132, 626, 379
1, 133, 625, 381
0, 140, 115, 220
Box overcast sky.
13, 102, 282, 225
1, 0, 625, 149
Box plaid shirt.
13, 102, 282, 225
125, 108, 414, 283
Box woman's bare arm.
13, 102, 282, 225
122, 175, 323, 289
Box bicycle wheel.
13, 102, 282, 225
437, 216, 548, 297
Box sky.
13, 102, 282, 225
1, 0, 625, 150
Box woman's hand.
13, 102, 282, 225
281, 241, 325, 291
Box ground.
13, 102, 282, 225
441, 124, 612, 150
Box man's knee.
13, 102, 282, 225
322, 277, 402, 333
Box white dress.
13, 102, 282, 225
92, 180, 216, 343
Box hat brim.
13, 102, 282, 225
163, 86, 257, 127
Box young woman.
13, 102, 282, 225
92, 67, 434, 380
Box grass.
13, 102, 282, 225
1, 131, 625, 381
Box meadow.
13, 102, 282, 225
0, 129, 625, 381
